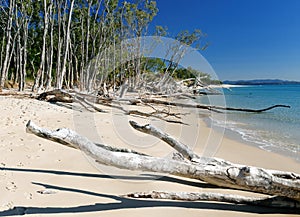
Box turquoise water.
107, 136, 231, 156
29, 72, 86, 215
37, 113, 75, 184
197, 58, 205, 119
199, 85, 300, 160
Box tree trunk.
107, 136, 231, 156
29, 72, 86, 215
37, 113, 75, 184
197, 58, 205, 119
25, 120, 300, 202
32, 0, 49, 92
20, 11, 30, 91
57, 0, 75, 89
45, 1, 54, 90
131, 98, 290, 113
55, 0, 63, 89
0, 0, 15, 88
125, 191, 300, 209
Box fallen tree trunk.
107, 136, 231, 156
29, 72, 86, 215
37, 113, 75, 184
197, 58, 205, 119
36, 89, 107, 113
37, 89, 291, 114
25, 120, 300, 207
34, 89, 291, 128
129, 121, 229, 166
124, 191, 300, 209
37, 89, 74, 103
132, 98, 291, 113
36, 89, 188, 124
129, 120, 199, 161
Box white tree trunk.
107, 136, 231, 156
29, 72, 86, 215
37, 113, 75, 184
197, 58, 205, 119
32, 0, 49, 92
0, 0, 14, 88
55, 0, 63, 89
25, 120, 300, 202
124, 191, 300, 209
57, 0, 75, 89
45, 1, 54, 90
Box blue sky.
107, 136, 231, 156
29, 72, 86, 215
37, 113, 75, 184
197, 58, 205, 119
151, 0, 300, 81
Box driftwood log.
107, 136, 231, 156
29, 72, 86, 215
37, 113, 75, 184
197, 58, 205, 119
37, 89, 74, 103
36, 90, 187, 124
124, 191, 299, 208
35, 89, 291, 126
37, 89, 291, 113
26, 120, 300, 209
129, 98, 291, 113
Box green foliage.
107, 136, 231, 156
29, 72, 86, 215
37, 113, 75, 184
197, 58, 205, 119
172, 66, 222, 84
141, 57, 166, 73
0, 0, 209, 90
172, 67, 196, 80
175, 29, 208, 50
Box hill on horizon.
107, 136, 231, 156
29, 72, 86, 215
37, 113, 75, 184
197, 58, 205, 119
223, 79, 300, 85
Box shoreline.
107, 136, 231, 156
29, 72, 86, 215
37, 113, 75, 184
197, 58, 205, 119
225, 125, 300, 164
201, 115, 300, 173
192, 109, 300, 173
198, 84, 300, 166
0, 96, 299, 216
204, 115, 300, 165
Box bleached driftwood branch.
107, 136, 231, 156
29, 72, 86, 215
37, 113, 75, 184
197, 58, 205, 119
124, 191, 300, 209
129, 121, 229, 167
129, 120, 199, 161
131, 98, 291, 113
36, 90, 187, 123
37, 89, 291, 114
25, 120, 300, 208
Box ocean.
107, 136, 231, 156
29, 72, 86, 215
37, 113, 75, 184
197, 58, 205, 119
198, 84, 300, 161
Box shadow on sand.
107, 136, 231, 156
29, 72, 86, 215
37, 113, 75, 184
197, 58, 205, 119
0, 167, 299, 216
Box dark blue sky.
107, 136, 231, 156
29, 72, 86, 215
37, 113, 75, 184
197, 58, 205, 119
152, 0, 300, 81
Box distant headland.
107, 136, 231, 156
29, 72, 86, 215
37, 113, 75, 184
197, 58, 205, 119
223, 79, 300, 85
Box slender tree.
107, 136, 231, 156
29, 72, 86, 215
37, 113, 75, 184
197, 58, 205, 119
32, 0, 51, 91
0, 0, 15, 89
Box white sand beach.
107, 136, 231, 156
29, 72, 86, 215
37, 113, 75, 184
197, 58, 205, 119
0, 94, 299, 217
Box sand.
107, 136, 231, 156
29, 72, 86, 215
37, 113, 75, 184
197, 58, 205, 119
0, 94, 299, 216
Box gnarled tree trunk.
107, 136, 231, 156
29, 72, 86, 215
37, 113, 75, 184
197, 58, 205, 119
25, 120, 300, 209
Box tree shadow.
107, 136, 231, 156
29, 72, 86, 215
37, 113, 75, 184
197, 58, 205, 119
51, 102, 81, 112
0, 167, 218, 188
0, 182, 299, 216
1, 167, 299, 215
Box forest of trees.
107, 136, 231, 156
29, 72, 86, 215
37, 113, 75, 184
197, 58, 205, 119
0, 0, 215, 93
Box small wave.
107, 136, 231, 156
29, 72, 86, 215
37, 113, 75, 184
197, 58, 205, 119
208, 117, 299, 159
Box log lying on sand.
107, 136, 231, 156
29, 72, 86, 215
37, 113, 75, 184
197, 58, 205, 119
130, 98, 291, 113
37, 89, 74, 103
37, 89, 106, 112
124, 191, 300, 208
25, 120, 300, 209
37, 89, 291, 114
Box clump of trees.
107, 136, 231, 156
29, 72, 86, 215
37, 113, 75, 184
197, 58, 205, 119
0, 0, 158, 91
173, 67, 222, 85
0, 0, 216, 94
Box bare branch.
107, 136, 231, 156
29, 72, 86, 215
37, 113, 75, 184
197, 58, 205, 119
124, 191, 300, 209
25, 120, 300, 201
133, 98, 290, 113
129, 120, 198, 161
